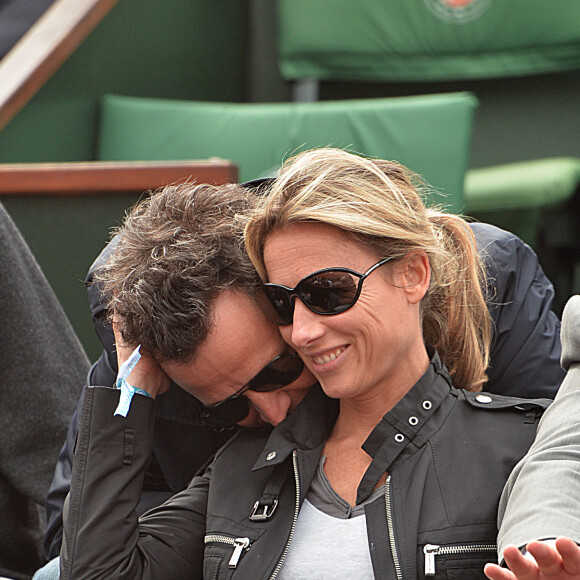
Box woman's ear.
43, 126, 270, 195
399, 252, 430, 304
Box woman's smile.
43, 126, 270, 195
310, 345, 348, 368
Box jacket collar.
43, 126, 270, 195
253, 350, 453, 475
358, 350, 455, 501
252, 385, 338, 471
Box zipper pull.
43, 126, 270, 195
228, 537, 250, 568
423, 544, 440, 576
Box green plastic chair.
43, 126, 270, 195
464, 158, 580, 246
96, 92, 479, 214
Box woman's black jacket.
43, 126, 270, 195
45, 222, 564, 559
61, 352, 550, 579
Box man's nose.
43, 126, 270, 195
246, 389, 292, 426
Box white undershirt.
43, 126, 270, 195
276, 498, 375, 579
277, 457, 379, 579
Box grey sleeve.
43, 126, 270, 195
0, 203, 89, 505
496, 295, 580, 556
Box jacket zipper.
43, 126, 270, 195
385, 475, 403, 580
423, 542, 497, 576
204, 534, 251, 568
268, 450, 300, 580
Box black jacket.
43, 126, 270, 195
45, 222, 565, 560
61, 352, 550, 579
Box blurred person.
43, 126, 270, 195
484, 296, 580, 580
0, 202, 88, 579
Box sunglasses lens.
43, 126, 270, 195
258, 286, 293, 325
200, 354, 304, 426
250, 354, 305, 392
299, 271, 358, 314
202, 397, 250, 426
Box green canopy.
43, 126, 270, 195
277, 0, 580, 81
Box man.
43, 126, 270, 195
40, 179, 316, 569
40, 179, 565, 575
0, 202, 89, 580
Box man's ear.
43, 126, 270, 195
399, 252, 430, 304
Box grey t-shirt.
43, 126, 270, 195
277, 457, 383, 579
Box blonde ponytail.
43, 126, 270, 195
421, 211, 490, 390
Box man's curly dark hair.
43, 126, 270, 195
97, 182, 260, 363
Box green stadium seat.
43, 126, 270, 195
277, 0, 580, 83
96, 92, 479, 214
464, 158, 580, 246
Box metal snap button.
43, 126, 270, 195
394, 433, 405, 443
475, 394, 493, 404
409, 416, 419, 426
266, 451, 277, 461
422, 400, 432, 410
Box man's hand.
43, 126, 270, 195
484, 538, 580, 580
113, 321, 170, 398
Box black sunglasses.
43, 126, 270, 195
258, 258, 394, 326
199, 352, 304, 426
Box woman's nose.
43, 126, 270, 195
246, 389, 292, 426
288, 299, 326, 348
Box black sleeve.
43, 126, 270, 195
44, 365, 177, 559
44, 351, 117, 559
60, 387, 207, 580
471, 222, 565, 398
44, 238, 120, 559
43, 386, 85, 559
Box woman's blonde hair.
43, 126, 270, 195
245, 148, 491, 391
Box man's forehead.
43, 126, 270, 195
165, 289, 285, 394
203, 292, 280, 364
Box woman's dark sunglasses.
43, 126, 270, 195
199, 353, 304, 426
258, 258, 394, 326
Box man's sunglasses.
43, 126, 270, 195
199, 352, 304, 426
258, 258, 394, 326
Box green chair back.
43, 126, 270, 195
97, 92, 478, 213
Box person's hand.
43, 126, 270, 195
484, 538, 580, 579
113, 319, 170, 398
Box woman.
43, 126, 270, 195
243, 147, 550, 578
60, 149, 549, 579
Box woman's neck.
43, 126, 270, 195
321, 345, 430, 506
330, 348, 431, 444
